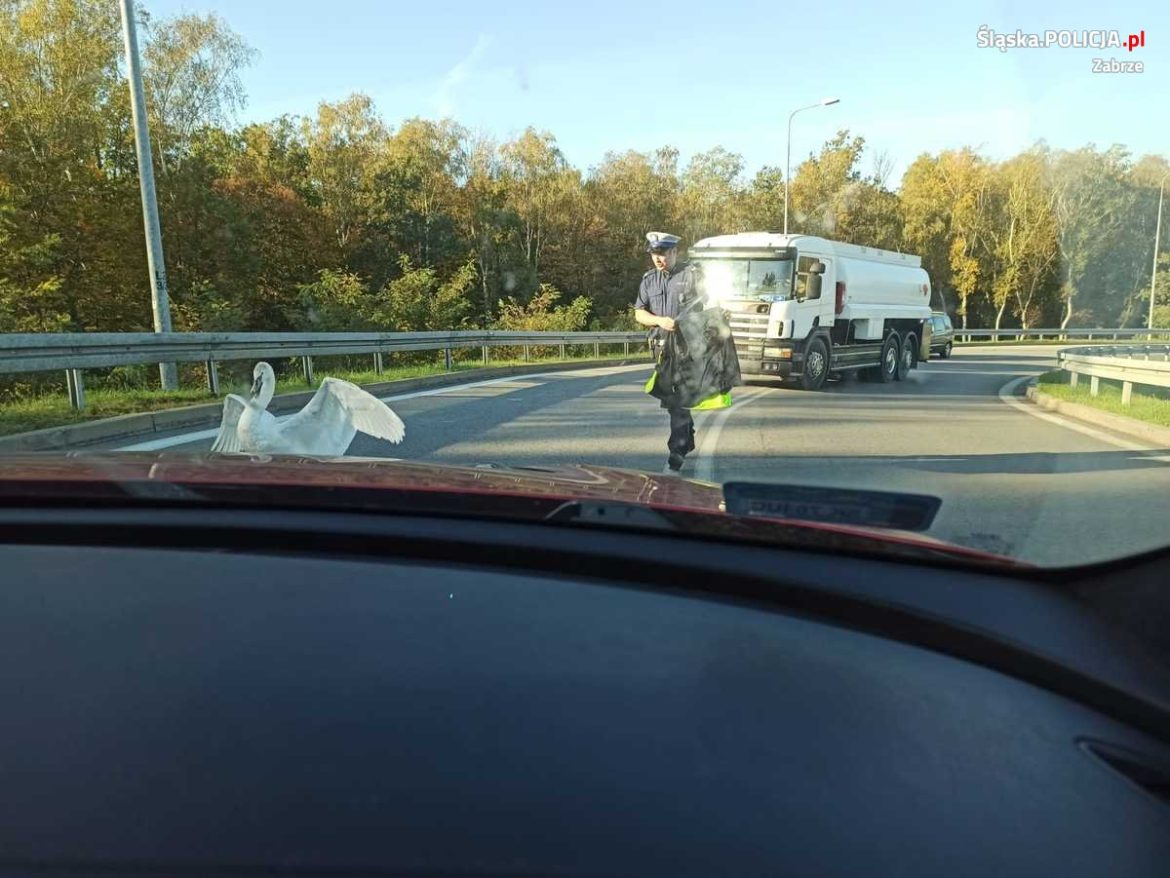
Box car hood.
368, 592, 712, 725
0, 452, 1023, 568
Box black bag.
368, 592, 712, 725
647, 302, 742, 410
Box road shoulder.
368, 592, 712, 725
1026, 384, 1170, 447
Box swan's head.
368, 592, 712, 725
250, 362, 276, 399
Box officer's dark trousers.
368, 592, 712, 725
668, 406, 695, 456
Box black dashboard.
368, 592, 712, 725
1, 504, 1168, 876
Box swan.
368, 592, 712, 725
210, 362, 405, 455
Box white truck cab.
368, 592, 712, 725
688, 232, 933, 390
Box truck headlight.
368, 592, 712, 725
764, 347, 792, 359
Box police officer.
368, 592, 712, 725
634, 231, 697, 472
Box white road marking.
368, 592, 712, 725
693, 386, 772, 483
116, 363, 653, 452
120, 427, 221, 452
997, 375, 1153, 452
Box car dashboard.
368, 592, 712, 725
1, 502, 1168, 877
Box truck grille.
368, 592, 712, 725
729, 313, 772, 358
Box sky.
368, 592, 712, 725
149, 0, 1170, 185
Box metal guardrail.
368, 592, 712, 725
0, 330, 650, 410
3, 327, 1167, 411
1057, 344, 1170, 405
956, 328, 1170, 342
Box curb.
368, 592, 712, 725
0, 356, 652, 453
1025, 385, 1170, 447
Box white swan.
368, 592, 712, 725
210, 362, 405, 455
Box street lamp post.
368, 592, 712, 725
118, 0, 177, 390
784, 97, 840, 235
1149, 173, 1168, 332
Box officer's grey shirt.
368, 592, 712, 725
634, 263, 694, 320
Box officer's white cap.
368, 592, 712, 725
645, 231, 681, 252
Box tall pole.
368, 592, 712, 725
783, 98, 840, 236
118, 0, 177, 390
784, 111, 795, 235
1150, 175, 1167, 331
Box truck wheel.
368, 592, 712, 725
800, 338, 829, 391
878, 333, 900, 383
942, 341, 953, 359
897, 334, 916, 379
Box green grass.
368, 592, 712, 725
1036, 370, 1170, 428
0, 350, 646, 438
0, 387, 218, 436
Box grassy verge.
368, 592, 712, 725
1036, 370, 1170, 428
0, 351, 645, 438
0, 388, 221, 436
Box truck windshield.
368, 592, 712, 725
694, 258, 795, 302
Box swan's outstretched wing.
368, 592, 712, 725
329, 380, 407, 443
209, 394, 248, 453
280, 378, 405, 454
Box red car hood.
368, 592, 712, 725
0, 452, 1022, 568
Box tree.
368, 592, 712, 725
143, 11, 253, 174
898, 149, 999, 327
940, 150, 996, 328
365, 257, 476, 332
0, 0, 138, 331
499, 128, 572, 280
899, 154, 952, 311
1138, 252, 1170, 328
375, 117, 465, 275
170, 278, 244, 332
789, 130, 865, 237
834, 180, 903, 251
303, 93, 387, 255
584, 147, 680, 319
453, 131, 510, 325
785, 131, 902, 250
0, 188, 66, 331
0, 0, 123, 191
741, 165, 784, 231
537, 165, 599, 316
226, 117, 313, 199
201, 174, 330, 330
679, 146, 745, 243
988, 152, 1059, 329
1047, 146, 1137, 327
497, 285, 590, 332
1119, 155, 1170, 326
291, 268, 368, 331
5, 0, 1170, 347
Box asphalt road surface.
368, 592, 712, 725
116, 345, 1170, 567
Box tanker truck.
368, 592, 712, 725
689, 233, 934, 390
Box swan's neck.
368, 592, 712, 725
255, 379, 275, 410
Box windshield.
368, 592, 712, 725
1, 0, 1168, 573
694, 258, 795, 302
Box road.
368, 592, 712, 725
116, 345, 1170, 567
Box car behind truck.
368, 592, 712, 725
690, 233, 934, 390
